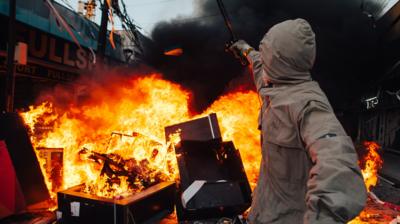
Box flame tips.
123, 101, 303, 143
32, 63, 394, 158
164, 48, 183, 56
360, 141, 383, 192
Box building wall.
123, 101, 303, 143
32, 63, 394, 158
0, 0, 125, 62
0, 0, 142, 110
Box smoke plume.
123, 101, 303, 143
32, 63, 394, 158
144, 0, 381, 112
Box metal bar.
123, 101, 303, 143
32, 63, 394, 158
378, 174, 396, 186
4, 0, 16, 112
385, 148, 400, 155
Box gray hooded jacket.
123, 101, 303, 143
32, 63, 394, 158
245, 19, 367, 224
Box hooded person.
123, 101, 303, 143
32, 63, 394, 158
230, 18, 367, 224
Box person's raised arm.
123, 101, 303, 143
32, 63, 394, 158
230, 40, 266, 92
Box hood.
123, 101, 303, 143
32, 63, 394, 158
259, 18, 316, 84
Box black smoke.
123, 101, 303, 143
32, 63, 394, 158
143, 0, 387, 113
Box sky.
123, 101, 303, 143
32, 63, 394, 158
123, 0, 196, 35
57, 0, 197, 36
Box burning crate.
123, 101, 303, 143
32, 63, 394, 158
166, 113, 252, 222
57, 182, 175, 224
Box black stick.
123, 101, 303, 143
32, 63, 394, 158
216, 0, 237, 42
97, 0, 109, 65
4, 0, 16, 112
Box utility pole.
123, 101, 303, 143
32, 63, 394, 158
4, 0, 16, 112
97, 0, 109, 65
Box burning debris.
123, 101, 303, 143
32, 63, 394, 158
349, 191, 400, 224
19, 74, 261, 200
350, 142, 399, 224
78, 147, 169, 198
36, 147, 63, 193
76, 130, 175, 199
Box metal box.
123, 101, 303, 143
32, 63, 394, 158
165, 113, 221, 142
57, 182, 176, 224
174, 140, 252, 221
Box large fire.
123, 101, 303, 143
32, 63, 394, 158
20, 74, 261, 198
20, 74, 385, 222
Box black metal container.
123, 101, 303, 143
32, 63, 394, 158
57, 181, 176, 224
166, 114, 251, 222
175, 140, 252, 222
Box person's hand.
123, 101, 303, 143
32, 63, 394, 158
229, 40, 252, 55
228, 40, 253, 65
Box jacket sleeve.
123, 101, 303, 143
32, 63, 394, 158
298, 100, 367, 224
246, 50, 267, 92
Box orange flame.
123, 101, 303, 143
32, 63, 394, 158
20, 74, 260, 198
360, 141, 383, 192
164, 48, 183, 56
349, 142, 384, 223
